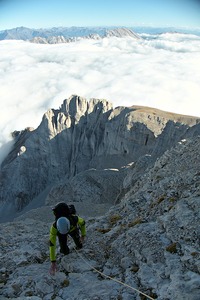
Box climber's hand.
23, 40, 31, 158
49, 262, 58, 275
80, 236, 85, 243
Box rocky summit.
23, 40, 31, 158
0, 95, 200, 299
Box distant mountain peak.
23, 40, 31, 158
29, 27, 141, 44
0, 26, 141, 42
105, 28, 141, 39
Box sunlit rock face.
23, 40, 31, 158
0, 95, 200, 216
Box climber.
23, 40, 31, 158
49, 202, 86, 275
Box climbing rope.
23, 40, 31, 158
74, 247, 155, 300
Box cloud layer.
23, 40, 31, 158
0, 33, 200, 162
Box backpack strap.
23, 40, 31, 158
68, 215, 78, 228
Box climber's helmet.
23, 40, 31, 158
56, 217, 70, 234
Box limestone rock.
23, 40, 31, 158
46, 168, 127, 206
1, 136, 200, 299
0, 95, 200, 220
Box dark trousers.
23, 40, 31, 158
58, 228, 83, 255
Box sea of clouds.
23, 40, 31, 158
0, 32, 200, 163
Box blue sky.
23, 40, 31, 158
0, 0, 200, 30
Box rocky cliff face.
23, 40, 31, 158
0, 95, 200, 220
1, 135, 200, 299
92, 136, 200, 300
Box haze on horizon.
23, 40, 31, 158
0, 0, 200, 30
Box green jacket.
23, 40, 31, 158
49, 215, 86, 262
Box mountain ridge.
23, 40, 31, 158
1, 25, 199, 41
0, 26, 141, 41
29, 28, 141, 44
0, 95, 200, 222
